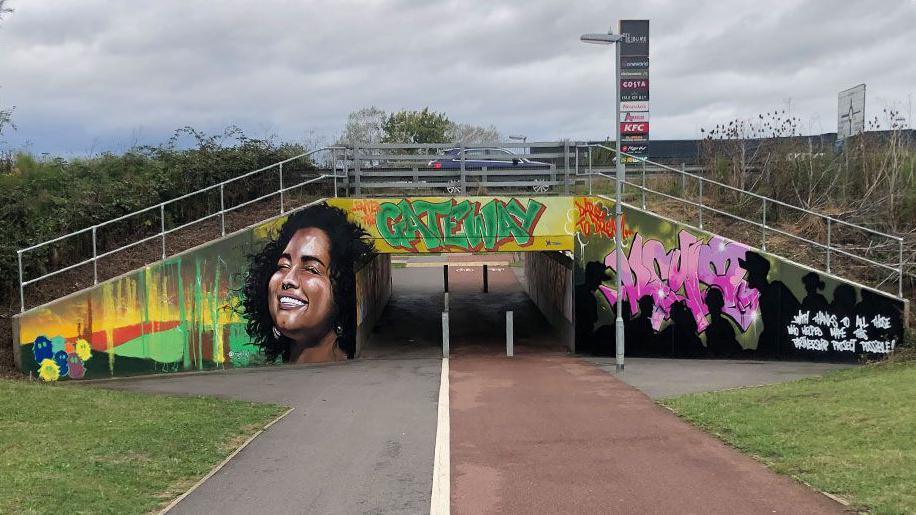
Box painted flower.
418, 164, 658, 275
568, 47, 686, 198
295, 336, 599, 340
33, 336, 54, 362
67, 353, 85, 379
65, 341, 75, 354
75, 339, 92, 362
53, 350, 70, 377
38, 359, 60, 382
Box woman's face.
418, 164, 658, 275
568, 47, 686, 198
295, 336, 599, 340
268, 227, 335, 344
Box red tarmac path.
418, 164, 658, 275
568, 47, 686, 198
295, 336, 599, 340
449, 352, 845, 514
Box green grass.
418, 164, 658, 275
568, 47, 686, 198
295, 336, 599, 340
661, 362, 916, 514
0, 379, 286, 514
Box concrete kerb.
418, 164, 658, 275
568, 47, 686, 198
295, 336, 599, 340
159, 406, 295, 514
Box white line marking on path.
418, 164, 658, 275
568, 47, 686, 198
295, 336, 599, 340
430, 357, 450, 515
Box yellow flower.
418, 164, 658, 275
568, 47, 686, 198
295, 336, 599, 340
38, 359, 60, 382
75, 339, 92, 362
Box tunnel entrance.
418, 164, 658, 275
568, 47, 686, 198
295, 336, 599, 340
360, 253, 571, 359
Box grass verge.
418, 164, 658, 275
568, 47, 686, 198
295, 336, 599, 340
661, 361, 916, 514
0, 379, 286, 514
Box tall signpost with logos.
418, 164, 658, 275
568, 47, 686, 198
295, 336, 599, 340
618, 20, 650, 163
837, 84, 866, 149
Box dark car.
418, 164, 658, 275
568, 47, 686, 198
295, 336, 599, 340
428, 147, 554, 193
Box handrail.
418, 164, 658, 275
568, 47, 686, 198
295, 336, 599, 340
586, 143, 906, 299
17, 146, 343, 312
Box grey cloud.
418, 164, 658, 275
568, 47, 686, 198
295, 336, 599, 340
0, 0, 913, 155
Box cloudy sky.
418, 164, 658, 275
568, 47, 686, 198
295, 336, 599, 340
0, 0, 914, 155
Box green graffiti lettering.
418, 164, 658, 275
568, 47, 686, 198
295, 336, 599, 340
374, 198, 547, 252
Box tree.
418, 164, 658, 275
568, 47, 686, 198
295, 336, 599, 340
340, 106, 387, 146
381, 107, 450, 144
445, 122, 502, 144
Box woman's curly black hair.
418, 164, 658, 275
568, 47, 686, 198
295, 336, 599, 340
240, 203, 374, 361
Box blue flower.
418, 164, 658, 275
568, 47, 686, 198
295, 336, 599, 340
33, 336, 54, 362
53, 350, 70, 377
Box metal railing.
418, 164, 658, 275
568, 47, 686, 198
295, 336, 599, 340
17, 140, 907, 313
585, 143, 906, 299
17, 146, 344, 313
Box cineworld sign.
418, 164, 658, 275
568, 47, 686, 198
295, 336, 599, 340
620, 122, 650, 135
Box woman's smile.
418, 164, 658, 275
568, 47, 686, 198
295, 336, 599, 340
278, 294, 309, 310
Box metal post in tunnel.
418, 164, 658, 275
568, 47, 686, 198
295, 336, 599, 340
506, 311, 514, 357
483, 264, 488, 293
443, 264, 449, 293
442, 312, 450, 358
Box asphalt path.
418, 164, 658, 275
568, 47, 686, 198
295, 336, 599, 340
103, 359, 441, 515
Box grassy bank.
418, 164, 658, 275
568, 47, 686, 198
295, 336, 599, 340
0, 379, 285, 514
662, 362, 916, 514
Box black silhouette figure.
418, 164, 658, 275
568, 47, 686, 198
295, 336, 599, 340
801, 272, 829, 313
625, 295, 657, 356
738, 252, 801, 358
830, 284, 857, 321
575, 261, 609, 355
704, 287, 743, 357
658, 300, 706, 358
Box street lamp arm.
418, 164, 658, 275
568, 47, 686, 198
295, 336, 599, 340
580, 33, 624, 45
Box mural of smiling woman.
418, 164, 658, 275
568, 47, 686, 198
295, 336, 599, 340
241, 203, 375, 363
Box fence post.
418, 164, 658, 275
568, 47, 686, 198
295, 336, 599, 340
442, 312, 449, 358
826, 218, 832, 273
483, 264, 488, 293
18, 250, 24, 313
354, 145, 361, 196
900, 239, 905, 298
698, 177, 704, 229
444, 292, 449, 312
588, 147, 593, 195
332, 148, 338, 198
761, 198, 767, 252
279, 162, 285, 214
506, 311, 514, 357
641, 160, 646, 209
219, 184, 226, 237
93, 225, 99, 284
563, 140, 570, 194
160, 204, 166, 259
459, 143, 466, 195
680, 163, 686, 195
443, 264, 449, 293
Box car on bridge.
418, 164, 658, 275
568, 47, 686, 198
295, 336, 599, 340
427, 147, 554, 194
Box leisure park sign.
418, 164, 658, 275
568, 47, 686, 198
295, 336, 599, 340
618, 20, 649, 163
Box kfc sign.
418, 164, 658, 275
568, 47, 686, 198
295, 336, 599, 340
620, 122, 649, 135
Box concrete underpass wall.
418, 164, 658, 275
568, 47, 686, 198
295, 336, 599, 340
574, 196, 908, 361
524, 252, 574, 351
355, 253, 392, 357
12, 201, 383, 381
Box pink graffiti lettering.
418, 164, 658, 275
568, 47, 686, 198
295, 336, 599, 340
599, 231, 759, 332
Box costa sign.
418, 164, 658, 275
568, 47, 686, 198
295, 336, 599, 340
620, 111, 649, 123
620, 122, 649, 135
621, 79, 649, 89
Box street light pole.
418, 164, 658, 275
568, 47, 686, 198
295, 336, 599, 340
581, 27, 626, 373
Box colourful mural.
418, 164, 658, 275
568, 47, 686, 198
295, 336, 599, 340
329, 196, 576, 253
13, 195, 908, 381
574, 198, 907, 360
16, 202, 379, 380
